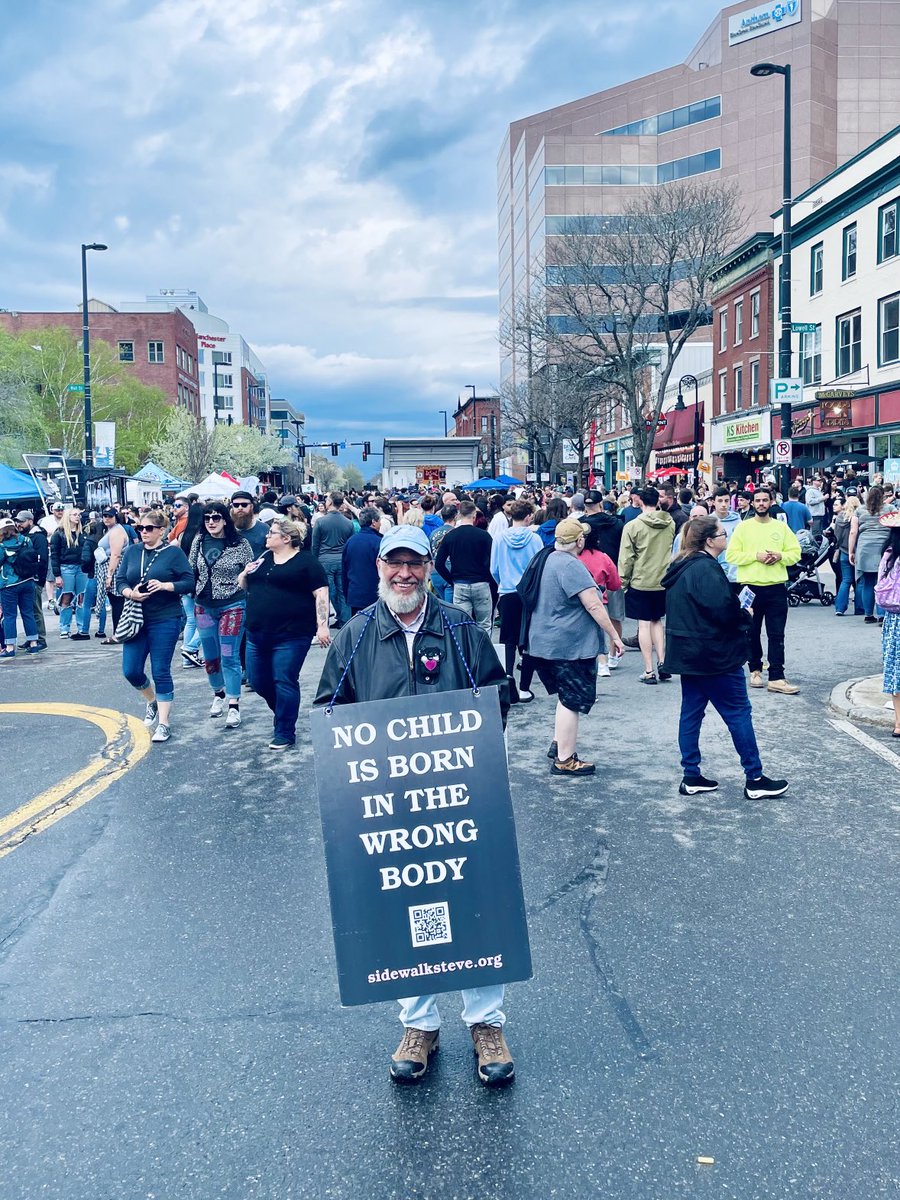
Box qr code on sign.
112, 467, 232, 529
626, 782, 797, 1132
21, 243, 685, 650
409, 902, 453, 947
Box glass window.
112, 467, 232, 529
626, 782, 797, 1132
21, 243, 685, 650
656, 109, 674, 134
734, 299, 744, 345
836, 310, 862, 377
148, 341, 164, 363
810, 243, 823, 295
719, 308, 728, 352
545, 167, 566, 185
842, 224, 857, 281
879, 293, 900, 366
565, 166, 584, 185
734, 365, 743, 410
583, 166, 604, 185
879, 198, 899, 263
750, 291, 760, 338
750, 359, 760, 407
601, 96, 720, 137
117, 341, 134, 363
801, 326, 822, 385
718, 372, 727, 415
619, 165, 640, 186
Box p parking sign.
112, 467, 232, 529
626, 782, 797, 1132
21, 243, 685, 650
771, 377, 803, 405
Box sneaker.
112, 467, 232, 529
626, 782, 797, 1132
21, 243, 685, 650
209, 694, 226, 718
0, 649, 15, 662
517, 689, 534, 703
622, 634, 640, 650
390, 1027, 439, 1083
608, 651, 621, 670
638, 671, 657, 685
744, 774, 789, 800
225, 705, 242, 729
657, 669, 672, 681
94, 632, 106, 639
598, 663, 611, 678
470, 1023, 515, 1085
749, 671, 764, 688
25, 642, 45, 654
864, 615, 878, 624
679, 774, 719, 795
181, 649, 203, 668
59, 630, 69, 639
69, 632, 90, 641
143, 701, 159, 727
151, 723, 171, 743
767, 679, 799, 695
552, 754, 595, 776
268, 737, 294, 751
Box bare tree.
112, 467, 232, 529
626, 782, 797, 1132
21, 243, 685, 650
501, 180, 743, 478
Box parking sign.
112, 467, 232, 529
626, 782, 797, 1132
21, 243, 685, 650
774, 438, 793, 464
771, 378, 803, 405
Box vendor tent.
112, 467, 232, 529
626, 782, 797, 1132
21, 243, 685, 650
180, 472, 240, 499
134, 460, 192, 491
495, 474, 524, 487
459, 478, 503, 490
0, 462, 43, 503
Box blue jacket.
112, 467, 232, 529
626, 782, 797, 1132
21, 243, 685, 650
422, 513, 443, 538
491, 527, 544, 595
342, 525, 382, 609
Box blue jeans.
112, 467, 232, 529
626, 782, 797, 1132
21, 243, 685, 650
195, 601, 245, 700
121, 617, 181, 702
78, 577, 106, 635
58, 565, 88, 634
320, 555, 349, 626
398, 985, 505, 1031
181, 594, 201, 652
245, 632, 313, 743
679, 668, 763, 780
834, 552, 863, 614
431, 571, 453, 603
856, 571, 884, 618
1, 581, 38, 644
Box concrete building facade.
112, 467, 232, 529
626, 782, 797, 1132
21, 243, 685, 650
500, 0, 900, 484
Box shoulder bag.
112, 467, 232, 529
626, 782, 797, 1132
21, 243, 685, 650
114, 547, 169, 642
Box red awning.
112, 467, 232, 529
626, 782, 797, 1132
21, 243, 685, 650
653, 402, 703, 451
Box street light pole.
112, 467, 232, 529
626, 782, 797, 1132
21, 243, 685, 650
675, 374, 701, 489
751, 60, 792, 497
80, 242, 107, 468
439, 409, 449, 437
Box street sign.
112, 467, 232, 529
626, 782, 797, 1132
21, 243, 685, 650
698, 460, 710, 473
644, 416, 667, 431
67, 383, 85, 393
791, 322, 818, 334
774, 438, 793, 465
771, 377, 803, 405
615, 470, 630, 481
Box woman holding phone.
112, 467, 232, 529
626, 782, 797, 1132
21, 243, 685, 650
115, 510, 194, 743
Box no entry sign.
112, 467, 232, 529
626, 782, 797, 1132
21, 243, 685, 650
310, 687, 532, 1006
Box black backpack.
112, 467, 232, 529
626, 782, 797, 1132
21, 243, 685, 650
514, 544, 554, 650
8, 537, 39, 581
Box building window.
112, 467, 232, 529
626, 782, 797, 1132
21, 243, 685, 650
148, 341, 164, 363
836, 310, 862, 377
750, 290, 760, 338
750, 359, 760, 407
801, 325, 822, 385
176, 347, 183, 369
718, 371, 727, 415
215, 373, 233, 388
212, 350, 232, 365
734, 299, 744, 346
544, 149, 720, 187
117, 341, 134, 363
600, 95, 721, 137
842, 224, 857, 281
734, 365, 743, 410
879, 293, 900, 366
878, 198, 899, 263
480, 416, 488, 432
719, 308, 728, 352
810, 243, 823, 296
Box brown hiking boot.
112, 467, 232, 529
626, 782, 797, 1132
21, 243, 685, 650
552, 754, 596, 776
390, 1027, 439, 1083
470, 1023, 515, 1085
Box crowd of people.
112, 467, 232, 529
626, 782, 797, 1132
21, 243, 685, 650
1, 469, 900, 1086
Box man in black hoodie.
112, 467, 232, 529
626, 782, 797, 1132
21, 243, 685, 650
661, 513, 788, 801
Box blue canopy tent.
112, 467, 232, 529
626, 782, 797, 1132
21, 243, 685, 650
495, 474, 524, 487
0, 462, 43, 504
459, 478, 502, 490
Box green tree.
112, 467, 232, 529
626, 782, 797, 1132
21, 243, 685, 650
307, 453, 344, 492
213, 422, 293, 477
341, 463, 365, 493
150, 408, 292, 483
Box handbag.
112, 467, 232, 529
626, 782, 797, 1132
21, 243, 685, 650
874, 556, 900, 614
114, 548, 167, 641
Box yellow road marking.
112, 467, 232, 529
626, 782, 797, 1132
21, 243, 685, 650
0, 703, 151, 857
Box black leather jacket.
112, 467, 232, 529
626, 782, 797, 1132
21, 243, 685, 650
314, 594, 510, 726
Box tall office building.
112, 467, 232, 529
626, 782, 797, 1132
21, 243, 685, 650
499, 0, 900, 406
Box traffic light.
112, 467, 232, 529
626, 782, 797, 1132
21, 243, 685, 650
330, 442, 338, 456
362, 440, 370, 462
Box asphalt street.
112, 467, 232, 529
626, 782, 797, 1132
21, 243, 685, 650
0, 601, 897, 1200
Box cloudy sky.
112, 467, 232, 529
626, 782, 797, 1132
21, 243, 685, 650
1, 0, 724, 461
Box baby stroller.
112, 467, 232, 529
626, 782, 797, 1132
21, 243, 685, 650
786, 530, 834, 606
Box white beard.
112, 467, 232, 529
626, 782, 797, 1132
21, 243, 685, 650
378, 578, 427, 614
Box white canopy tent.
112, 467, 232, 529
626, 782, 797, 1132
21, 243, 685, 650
177, 472, 240, 499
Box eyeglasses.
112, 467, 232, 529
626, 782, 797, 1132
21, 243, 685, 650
204, 515, 225, 523
265, 529, 287, 537
135, 524, 160, 533
383, 558, 428, 571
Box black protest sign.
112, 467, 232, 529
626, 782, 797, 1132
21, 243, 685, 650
311, 686, 532, 1006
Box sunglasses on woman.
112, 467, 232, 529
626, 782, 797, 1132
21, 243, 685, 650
135, 524, 161, 533
204, 515, 224, 523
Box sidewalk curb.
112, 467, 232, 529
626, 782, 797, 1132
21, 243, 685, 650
828, 676, 893, 728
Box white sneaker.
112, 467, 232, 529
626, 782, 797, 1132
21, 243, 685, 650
225, 705, 241, 729
151, 723, 171, 743
209, 695, 226, 718
143, 701, 158, 727
608, 652, 621, 670
598, 663, 611, 678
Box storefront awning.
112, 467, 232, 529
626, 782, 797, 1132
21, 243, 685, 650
653, 402, 703, 451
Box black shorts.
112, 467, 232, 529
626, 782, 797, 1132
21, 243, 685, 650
533, 657, 597, 715
625, 587, 666, 622
497, 593, 523, 645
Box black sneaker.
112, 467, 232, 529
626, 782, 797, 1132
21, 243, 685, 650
181, 649, 203, 668
622, 634, 640, 649
657, 669, 672, 681
744, 775, 789, 800
69, 632, 90, 641
679, 774, 719, 795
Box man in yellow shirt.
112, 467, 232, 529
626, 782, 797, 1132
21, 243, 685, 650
725, 488, 802, 694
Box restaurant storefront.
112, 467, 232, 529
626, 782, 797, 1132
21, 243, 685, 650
710, 410, 773, 483
790, 385, 900, 479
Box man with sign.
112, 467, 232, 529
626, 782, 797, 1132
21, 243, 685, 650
314, 524, 523, 1086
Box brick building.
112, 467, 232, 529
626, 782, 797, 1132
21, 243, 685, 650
0, 302, 201, 417
452, 393, 501, 475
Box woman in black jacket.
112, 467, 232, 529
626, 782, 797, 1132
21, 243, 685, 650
49, 509, 87, 639
661, 515, 788, 801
